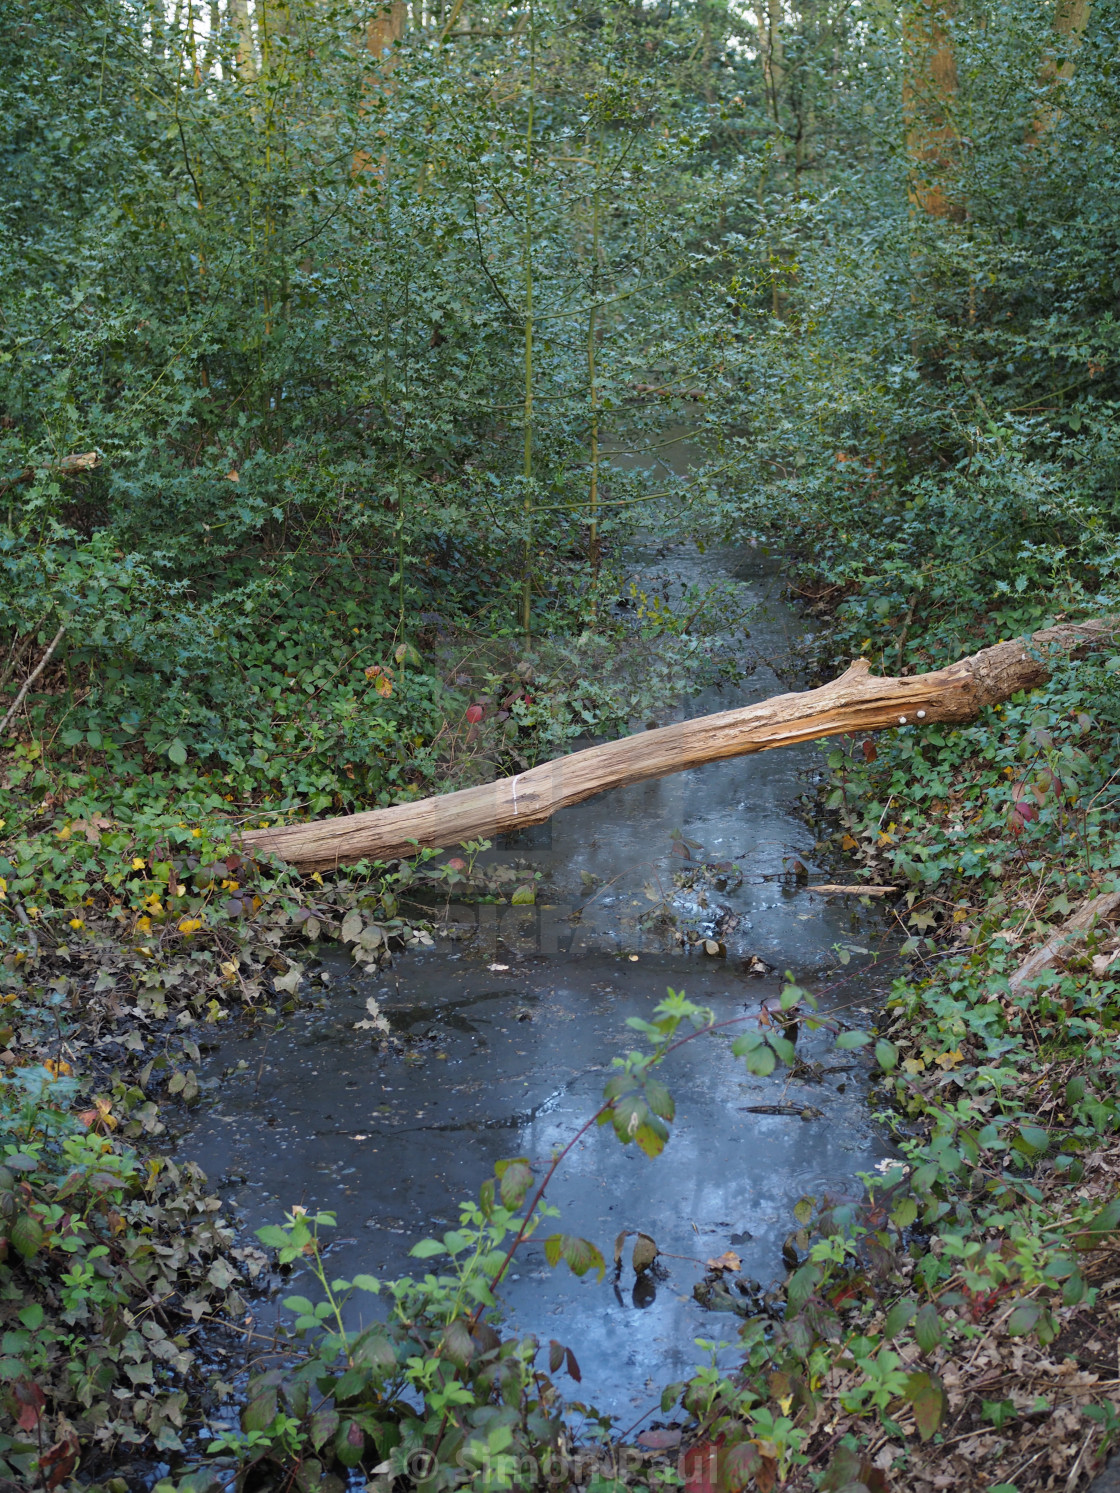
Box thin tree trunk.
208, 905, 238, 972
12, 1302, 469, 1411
1027, 0, 1092, 143
903, 0, 960, 220
367, 0, 407, 55
227, 0, 255, 77
238, 617, 1118, 871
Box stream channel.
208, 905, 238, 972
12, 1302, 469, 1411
180, 488, 895, 1427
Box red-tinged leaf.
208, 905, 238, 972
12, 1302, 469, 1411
644, 1077, 676, 1121
1007, 787, 1039, 835
559, 1234, 605, 1280
721, 1441, 762, 1493
498, 1158, 533, 1210
681, 1441, 720, 1493
755, 1457, 778, 1493
862, 739, 877, 762
565, 1346, 581, 1383
822, 1447, 889, 1492
40, 1422, 80, 1490
466, 704, 484, 724
10, 1213, 43, 1259
637, 1427, 682, 1451
335, 1417, 366, 1468
440, 1318, 475, 1370
471, 1321, 501, 1358
548, 1339, 564, 1374
242, 1370, 282, 1433
309, 1408, 339, 1451
11, 1377, 45, 1432
446, 857, 467, 872
1006, 1300, 1042, 1335
905, 1370, 946, 1441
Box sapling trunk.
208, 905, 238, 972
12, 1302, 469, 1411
521, 0, 536, 649
586, 124, 603, 597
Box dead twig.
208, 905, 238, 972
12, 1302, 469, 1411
0, 624, 67, 738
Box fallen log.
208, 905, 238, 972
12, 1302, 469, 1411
239, 616, 1117, 873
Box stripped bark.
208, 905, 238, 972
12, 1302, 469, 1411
238, 616, 1118, 873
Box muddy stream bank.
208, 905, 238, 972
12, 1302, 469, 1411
178, 533, 895, 1426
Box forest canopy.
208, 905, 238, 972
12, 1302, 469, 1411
2, 0, 1116, 805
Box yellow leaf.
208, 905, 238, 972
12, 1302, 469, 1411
841, 833, 858, 850
935, 1049, 964, 1070
131, 857, 146, 870
705, 1251, 742, 1273
902, 1057, 926, 1074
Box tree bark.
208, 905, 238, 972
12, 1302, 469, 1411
1026, 0, 1092, 145
238, 617, 1117, 872
903, 0, 960, 220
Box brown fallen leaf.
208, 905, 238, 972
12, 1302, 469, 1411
705, 1250, 741, 1274
637, 1427, 682, 1451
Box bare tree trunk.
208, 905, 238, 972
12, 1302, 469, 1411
238, 617, 1118, 872
903, 0, 960, 220
367, 0, 407, 55
1027, 0, 1092, 143
227, 0, 255, 77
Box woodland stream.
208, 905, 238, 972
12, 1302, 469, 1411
178, 513, 896, 1424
